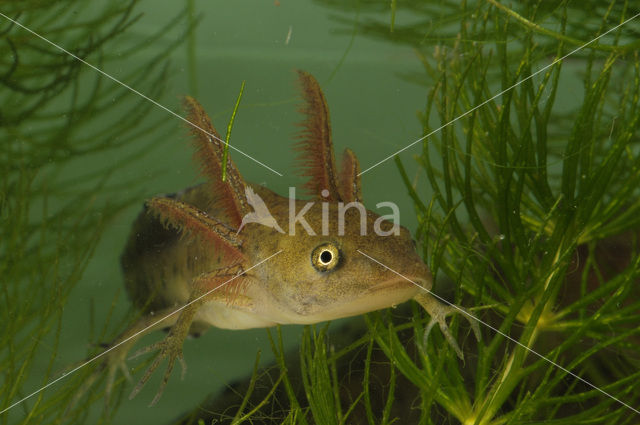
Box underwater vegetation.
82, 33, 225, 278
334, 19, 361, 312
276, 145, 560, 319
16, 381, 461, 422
0, 1, 188, 423
391, 2, 640, 423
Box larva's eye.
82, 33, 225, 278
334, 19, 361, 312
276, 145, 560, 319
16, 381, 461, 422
311, 243, 340, 272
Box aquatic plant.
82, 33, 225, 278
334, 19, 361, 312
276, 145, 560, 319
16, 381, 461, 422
392, 4, 640, 424
0, 1, 187, 423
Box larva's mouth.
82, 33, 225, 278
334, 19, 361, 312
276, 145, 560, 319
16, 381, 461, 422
362, 276, 424, 306
369, 276, 423, 292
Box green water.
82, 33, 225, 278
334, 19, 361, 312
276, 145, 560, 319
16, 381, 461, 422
4, 1, 639, 424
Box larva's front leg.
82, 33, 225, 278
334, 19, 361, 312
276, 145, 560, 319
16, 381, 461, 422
414, 292, 481, 359
128, 265, 245, 406
67, 306, 180, 412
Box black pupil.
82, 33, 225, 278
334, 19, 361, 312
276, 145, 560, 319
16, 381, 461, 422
320, 250, 333, 264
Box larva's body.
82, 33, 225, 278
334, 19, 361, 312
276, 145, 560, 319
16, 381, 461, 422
90, 71, 478, 406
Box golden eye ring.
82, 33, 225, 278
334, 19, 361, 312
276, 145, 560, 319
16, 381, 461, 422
311, 243, 340, 272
